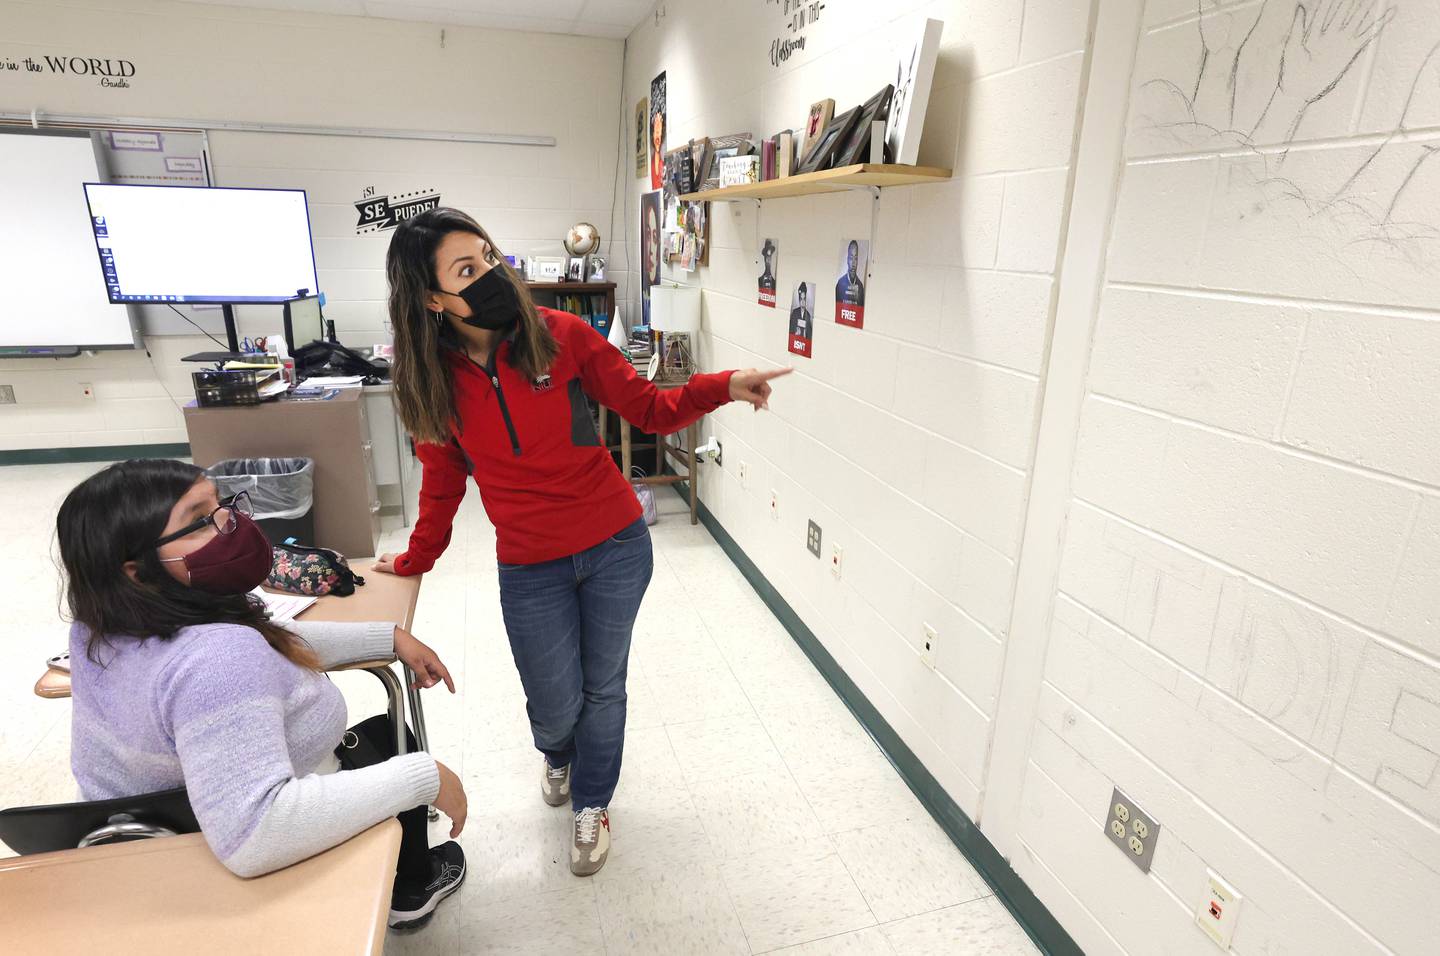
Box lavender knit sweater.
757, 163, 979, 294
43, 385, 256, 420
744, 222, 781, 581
69, 619, 440, 877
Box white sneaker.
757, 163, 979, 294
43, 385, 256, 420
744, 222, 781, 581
571, 806, 610, 876
542, 760, 571, 807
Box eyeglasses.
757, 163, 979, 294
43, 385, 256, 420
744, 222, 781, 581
150, 492, 253, 552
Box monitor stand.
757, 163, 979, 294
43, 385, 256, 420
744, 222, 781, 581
181, 304, 252, 364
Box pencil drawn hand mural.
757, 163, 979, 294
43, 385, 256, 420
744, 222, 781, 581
1126, 0, 1440, 293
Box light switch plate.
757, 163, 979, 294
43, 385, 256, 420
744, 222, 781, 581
1196, 869, 1241, 949
1104, 787, 1160, 874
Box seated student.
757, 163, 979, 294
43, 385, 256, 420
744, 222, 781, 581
55, 459, 468, 929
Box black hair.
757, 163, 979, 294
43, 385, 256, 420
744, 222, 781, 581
56, 459, 318, 668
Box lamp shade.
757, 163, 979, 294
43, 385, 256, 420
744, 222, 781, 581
650, 284, 701, 334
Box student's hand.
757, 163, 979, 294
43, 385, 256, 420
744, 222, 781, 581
729, 367, 792, 411
394, 626, 455, 693
371, 553, 398, 575
432, 760, 467, 838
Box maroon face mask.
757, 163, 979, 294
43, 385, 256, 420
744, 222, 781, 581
162, 512, 274, 594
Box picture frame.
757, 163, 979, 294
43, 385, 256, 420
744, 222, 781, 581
565, 255, 588, 283
795, 107, 860, 175
533, 256, 565, 282
802, 99, 835, 158
832, 85, 895, 168
698, 132, 753, 191
586, 255, 607, 281
886, 18, 943, 166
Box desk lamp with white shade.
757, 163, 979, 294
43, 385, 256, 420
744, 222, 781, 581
648, 284, 701, 383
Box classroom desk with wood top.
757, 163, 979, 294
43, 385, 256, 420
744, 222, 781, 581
0, 821, 401, 954
16, 559, 426, 955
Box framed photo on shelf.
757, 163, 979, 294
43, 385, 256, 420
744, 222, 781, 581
795, 106, 860, 175
532, 256, 565, 282
832, 84, 895, 168
802, 98, 835, 158
586, 255, 607, 281
698, 132, 753, 191
565, 256, 588, 282
886, 18, 943, 166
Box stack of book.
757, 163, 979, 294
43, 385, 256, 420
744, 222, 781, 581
558, 293, 613, 339
628, 327, 655, 363
760, 130, 796, 181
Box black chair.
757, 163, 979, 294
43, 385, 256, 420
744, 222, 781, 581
0, 787, 198, 856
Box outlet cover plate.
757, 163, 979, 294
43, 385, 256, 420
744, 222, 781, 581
0, 384, 14, 404
806, 520, 822, 557
1104, 787, 1160, 873
1196, 869, 1242, 949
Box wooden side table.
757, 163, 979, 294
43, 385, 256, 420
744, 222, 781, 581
597, 377, 699, 526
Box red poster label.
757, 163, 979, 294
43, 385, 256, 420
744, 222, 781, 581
789, 335, 812, 358
836, 303, 864, 328
758, 288, 776, 307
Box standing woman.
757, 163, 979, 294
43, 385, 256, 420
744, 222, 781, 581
374, 208, 787, 876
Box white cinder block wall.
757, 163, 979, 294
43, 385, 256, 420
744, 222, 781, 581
1005, 1, 1440, 954
622, 0, 1088, 827
0, 0, 625, 451
629, 0, 1440, 953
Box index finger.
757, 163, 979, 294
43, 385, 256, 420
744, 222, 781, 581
436, 660, 456, 693
752, 367, 794, 382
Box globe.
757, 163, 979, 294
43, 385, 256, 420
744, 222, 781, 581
564, 222, 601, 256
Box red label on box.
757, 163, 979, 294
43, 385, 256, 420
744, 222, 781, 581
789, 336, 812, 358
836, 303, 864, 328
758, 288, 776, 307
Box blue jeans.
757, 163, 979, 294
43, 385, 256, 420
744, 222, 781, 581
497, 517, 654, 810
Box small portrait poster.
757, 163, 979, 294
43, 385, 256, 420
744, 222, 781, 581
634, 98, 648, 177
758, 238, 778, 307
649, 72, 667, 191
834, 238, 868, 328
641, 191, 662, 325
788, 281, 815, 358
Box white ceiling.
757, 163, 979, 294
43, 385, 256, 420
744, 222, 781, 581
176, 0, 654, 40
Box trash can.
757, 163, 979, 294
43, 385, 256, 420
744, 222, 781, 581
205, 457, 316, 546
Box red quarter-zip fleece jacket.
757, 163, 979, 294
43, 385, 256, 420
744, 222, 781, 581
392, 308, 735, 572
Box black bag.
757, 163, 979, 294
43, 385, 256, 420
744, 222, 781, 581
267, 541, 366, 597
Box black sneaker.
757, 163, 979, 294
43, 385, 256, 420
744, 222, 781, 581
389, 841, 466, 929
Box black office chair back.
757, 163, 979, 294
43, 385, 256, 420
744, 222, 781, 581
0, 787, 198, 856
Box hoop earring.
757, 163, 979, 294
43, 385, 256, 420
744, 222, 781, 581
431, 309, 444, 326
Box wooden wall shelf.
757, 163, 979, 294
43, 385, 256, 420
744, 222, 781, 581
678, 163, 951, 202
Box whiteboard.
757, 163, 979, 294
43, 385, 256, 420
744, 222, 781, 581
0, 129, 139, 350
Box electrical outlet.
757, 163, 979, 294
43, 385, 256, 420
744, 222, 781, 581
806, 520, 822, 557
921, 623, 938, 668
1195, 870, 1242, 949
1104, 788, 1160, 873
79, 382, 95, 401
0, 384, 15, 404
830, 544, 843, 579
738, 460, 749, 489
769, 490, 779, 521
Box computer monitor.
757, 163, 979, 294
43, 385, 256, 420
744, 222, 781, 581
284, 295, 324, 348
82, 183, 319, 305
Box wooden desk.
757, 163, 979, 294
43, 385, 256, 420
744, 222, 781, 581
184, 389, 381, 559
0, 820, 401, 955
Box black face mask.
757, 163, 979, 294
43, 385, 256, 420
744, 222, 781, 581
436, 268, 521, 332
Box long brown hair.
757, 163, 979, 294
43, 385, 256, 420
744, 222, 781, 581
385, 207, 559, 444
56, 459, 320, 670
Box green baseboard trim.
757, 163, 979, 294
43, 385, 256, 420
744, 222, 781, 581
671, 482, 1082, 956
0, 443, 191, 466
